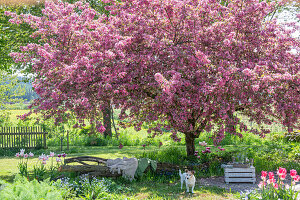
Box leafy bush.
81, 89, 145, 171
53, 175, 133, 200
0, 175, 63, 200
285, 130, 300, 143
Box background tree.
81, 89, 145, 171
3, 0, 113, 136
6, 0, 128, 137
0, 70, 25, 126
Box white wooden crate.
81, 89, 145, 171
224, 166, 256, 184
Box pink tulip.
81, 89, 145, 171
293, 175, 300, 182
290, 169, 297, 178
119, 143, 123, 149
261, 171, 268, 178
279, 174, 286, 180
24, 153, 28, 158
29, 152, 34, 157
267, 178, 276, 184
56, 158, 61, 162
268, 172, 274, 179
258, 181, 266, 189
15, 153, 20, 157
49, 152, 55, 157
274, 183, 278, 189
277, 167, 287, 176
159, 142, 163, 148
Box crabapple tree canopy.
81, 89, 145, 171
106, 0, 299, 155
7, 0, 300, 156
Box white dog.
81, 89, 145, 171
179, 169, 196, 193
179, 169, 188, 190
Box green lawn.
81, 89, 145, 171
0, 146, 239, 200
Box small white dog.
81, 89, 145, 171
179, 169, 188, 190
179, 169, 196, 193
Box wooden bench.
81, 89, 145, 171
224, 166, 256, 184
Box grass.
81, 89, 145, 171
0, 146, 240, 200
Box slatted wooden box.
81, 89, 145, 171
224, 166, 256, 184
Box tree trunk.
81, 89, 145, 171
111, 105, 119, 138
185, 133, 196, 157
226, 111, 235, 135
102, 101, 112, 138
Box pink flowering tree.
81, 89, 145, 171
7, 0, 299, 156
105, 0, 299, 156
6, 0, 130, 136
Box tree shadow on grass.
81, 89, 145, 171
114, 177, 237, 200
0, 174, 15, 183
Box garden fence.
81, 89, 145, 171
0, 127, 47, 149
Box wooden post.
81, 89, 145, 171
67, 131, 69, 151
43, 127, 47, 149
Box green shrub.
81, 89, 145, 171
284, 130, 300, 143
0, 175, 63, 200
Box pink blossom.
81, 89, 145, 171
159, 142, 163, 148
56, 158, 61, 162
269, 172, 274, 179
97, 125, 106, 133
252, 85, 259, 92
293, 175, 300, 182
24, 153, 28, 158
274, 183, 278, 189
277, 167, 287, 176
49, 152, 55, 157
258, 181, 266, 189
290, 169, 297, 178
261, 171, 267, 181
267, 178, 275, 184
29, 152, 34, 157
15, 153, 20, 158
119, 143, 123, 149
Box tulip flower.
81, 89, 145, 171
290, 169, 297, 178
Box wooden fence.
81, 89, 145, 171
0, 127, 47, 149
